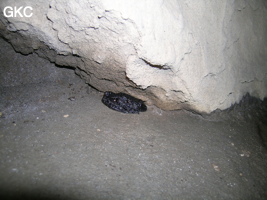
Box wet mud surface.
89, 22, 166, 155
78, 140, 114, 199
0, 79, 267, 200
0, 36, 267, 200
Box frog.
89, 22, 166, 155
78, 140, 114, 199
102, 91, 147, 114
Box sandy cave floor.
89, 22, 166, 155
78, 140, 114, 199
0, 78, 267, 200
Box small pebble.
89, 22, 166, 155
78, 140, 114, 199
212, 164, 220, 172
68, 97, 75, 101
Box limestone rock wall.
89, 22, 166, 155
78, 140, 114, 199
0, 0, 266, 113
0, 37, 78, 87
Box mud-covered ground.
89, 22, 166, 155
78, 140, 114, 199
0, 38, 267, 200
0, 77, 267, 200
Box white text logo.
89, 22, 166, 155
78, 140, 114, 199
3, 6, 33, 18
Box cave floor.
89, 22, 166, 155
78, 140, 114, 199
0, 79, 267, 200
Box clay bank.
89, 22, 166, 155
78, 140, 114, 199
0, 0, 266, 113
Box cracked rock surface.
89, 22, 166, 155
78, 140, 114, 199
0, 0, 266, 113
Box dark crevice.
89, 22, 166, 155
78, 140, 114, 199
125, 75, 138, 87
141, 58, 170, 70
202, 93, 267, 124
54, 63, 75, 70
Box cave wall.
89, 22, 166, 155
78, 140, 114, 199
0, 0, 266, 113
0, 37, 78, 87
